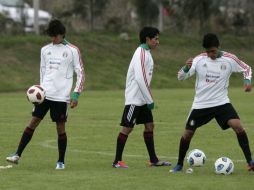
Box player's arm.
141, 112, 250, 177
177, 57, 196, 81
40, 49, 46, 85
240, 61, 252, 92
134, 48, 154, 109
226, 53, 252, 92
71, 47, 85, 108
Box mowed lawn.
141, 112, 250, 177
0, 88, 254, 190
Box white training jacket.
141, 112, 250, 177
178, 51, 252, 109
40, 40, 85, 103
125, 44, 154, 106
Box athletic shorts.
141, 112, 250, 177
32, 99, 69, 122
185, 103, 240, 130
120, 104, 153, 128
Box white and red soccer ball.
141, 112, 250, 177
26, 85, 45, 104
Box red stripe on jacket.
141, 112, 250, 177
140, 48, 153, 98
68, 43, 85, 92
223, 53, 251, 77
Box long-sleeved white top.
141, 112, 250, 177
40, 40, 85, 103
125, 45, 154, 106
178, 51, 252, 109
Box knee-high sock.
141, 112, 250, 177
58, 133, 67, 163
177, 136, 191, 166
16, 127, 35, 156
113, 132, 128, 164
144, 131, 158, 163
237, 131, 252, 163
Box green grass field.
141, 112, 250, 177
0, 88, 254, 190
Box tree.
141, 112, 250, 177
73, 0, 108, 30
56, 0, 107, 31
133, 0, 159, 27
182, 0, 221, 33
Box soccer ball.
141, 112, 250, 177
26, 85, 45, 104
187, 149, 206, 166
214, 157, 234, 175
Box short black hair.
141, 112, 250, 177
139, 26, 160, 43
202, 33, 220, 49
46, 19, 66, 37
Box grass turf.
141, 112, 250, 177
0, 88, 254, 190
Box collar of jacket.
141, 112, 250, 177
140, 43, 150, 50
217, 50, 223, 58
62, 39, 68, 45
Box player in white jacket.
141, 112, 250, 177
170, 33, 254, 173
112, 27, 171, 168
6, 19, 85, 169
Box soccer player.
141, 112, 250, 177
170, 33, 254, 172
112, 27, 171, 168
6, 19, 85, 170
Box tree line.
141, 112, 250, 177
5, 0, 254, 35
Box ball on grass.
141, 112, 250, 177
186, 168, 193, 174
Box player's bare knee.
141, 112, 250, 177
183, 129, 195, 141
228, 119, 244, 133
144, 122, 154, 132
121, 127, 133, 135
231, 125, 245, 134
28, 117, 41, 129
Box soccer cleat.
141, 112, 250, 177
247, 160, 254, 171
148, 160, 171, 167
56, 162, 65, 170
112, 161, 128, 168
169, 164, 183, 173
6, 154, 20, 164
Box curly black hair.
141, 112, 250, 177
139, 27, 160, 44
46, 19, 66, 37
202, 33, 220, 49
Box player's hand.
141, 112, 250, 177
71, 92, 80, 108
244, 84, 252, 92
70, 100, 78, 108
147, 103, 154, 110
244, 79, 252, 92
186, 57, 193, 68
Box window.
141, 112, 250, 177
0, 0, 24, 7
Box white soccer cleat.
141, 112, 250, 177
6, 154, 20, 164
56, 162, 65, 170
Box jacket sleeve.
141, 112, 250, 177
133, 48, 153, 104
72, 47, 85, 93
177, 55, 204, 80
177, 66, 196, 81
40, 48, 46, 85
177, 59, 199, 81
228, 54, 252, 81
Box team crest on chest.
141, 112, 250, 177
221, 64, 227, 70
62, 51, 68, 58
47, 51, 51, 55
149, 68, 153, 75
